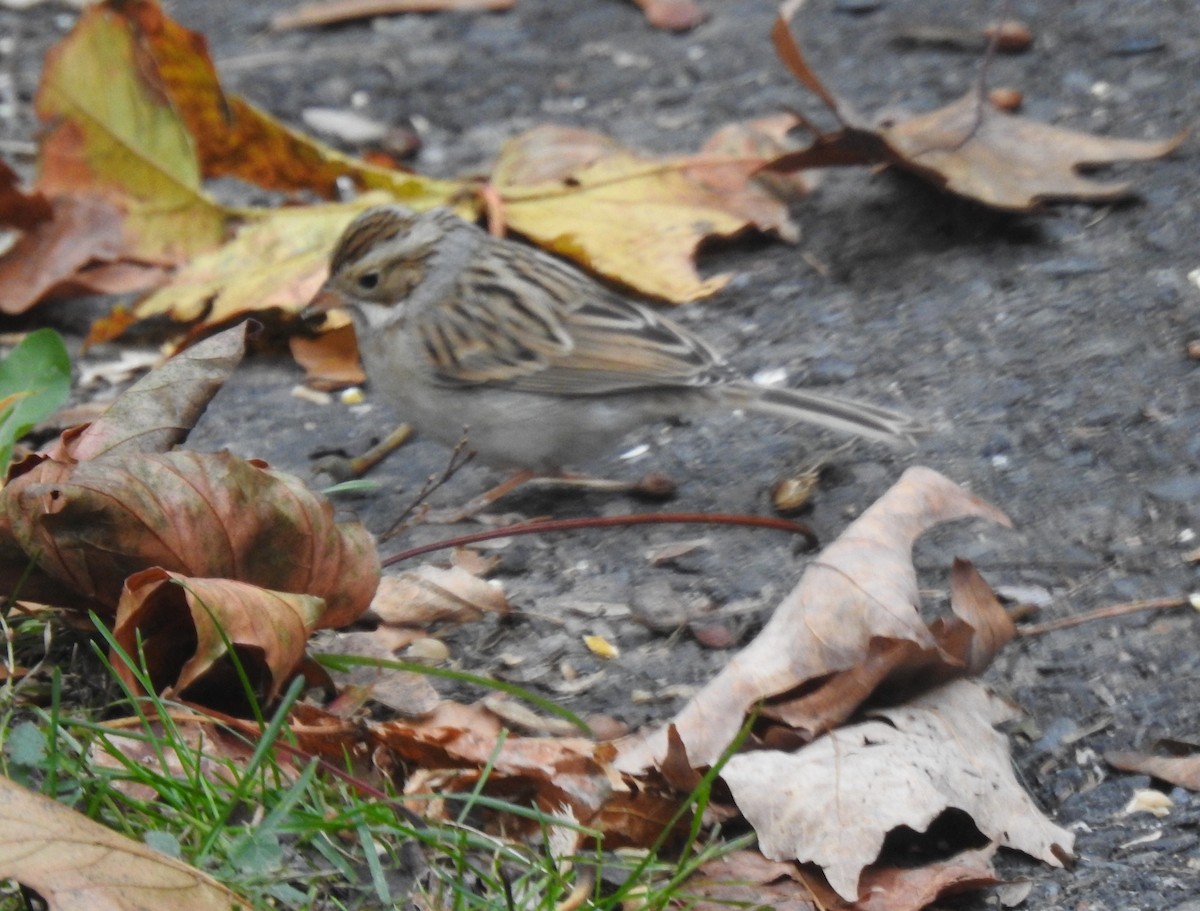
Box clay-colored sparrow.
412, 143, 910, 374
305, 206, 918, 475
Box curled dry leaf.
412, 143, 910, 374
817, 846, 1003, 911
493, 124, 798, 302
767, 0, 1184, 210
681, 850, 817, 911
112, 569, 324, 710
721, 681, 1074, 902
5, 449, 378, 625
63, 320, 250, 462
0, 775, 251, 911
614, 466, 1011, 773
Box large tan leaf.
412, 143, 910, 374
614, 467, 1011, 773
35, 3, 228, 260
113, 569, 324, 710
766, 0, 1183, 211
720, 681, 1074, 902
0, 775, 250, 911
495, 125, 768, 302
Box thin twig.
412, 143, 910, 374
1017, 595, 1192, 637
382, 436, 476, 540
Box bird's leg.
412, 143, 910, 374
414, 468, 538, 526
527, 471, 677, 499
312, 423, 414, 482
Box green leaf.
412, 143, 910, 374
3, 721, 48, 770
0, 329, 71, 474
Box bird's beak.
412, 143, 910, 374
300, 284, 346, 329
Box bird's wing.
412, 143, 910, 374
414, 242, 727, 395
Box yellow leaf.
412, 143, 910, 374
494, 126, 753, 302
134, 197, 388, 326
0, 775, 251, 911
34, 5, 228, 261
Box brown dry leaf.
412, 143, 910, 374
0, 775, 251, 911
767, 0, 1184, 211
1, 324, 379, 623
494, 125, 778, 302
680, 850, 817, 911
272, 0, 515, 30
288, 323, 366, 390
614, 466, 1011, 773
633, 0, 707, 32
5, 449, 378, 624
129, 198, 386, 333
112, 569, 324, 710
721, 681, 1074, 902
88, 718, 260, 802
371, 701, 614, 826
64, 320, 250, 462
1107, 742, 1200, 791
371, 563, 510, 627
0, 195, 170, 316
853, 846, 1002, 911
686, 114, 810, 243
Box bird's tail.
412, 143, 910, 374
723, 382, 922, 447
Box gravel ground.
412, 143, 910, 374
3, 0, 1199, 908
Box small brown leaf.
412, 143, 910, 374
767, 0, 1183, 210
289, 323, 366, 390
682, 850, 817, 911
0, 775, 251, 911
113, 569, 324, 710
877, 93, 1185, 210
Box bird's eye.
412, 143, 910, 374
357, 272, 380, 290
